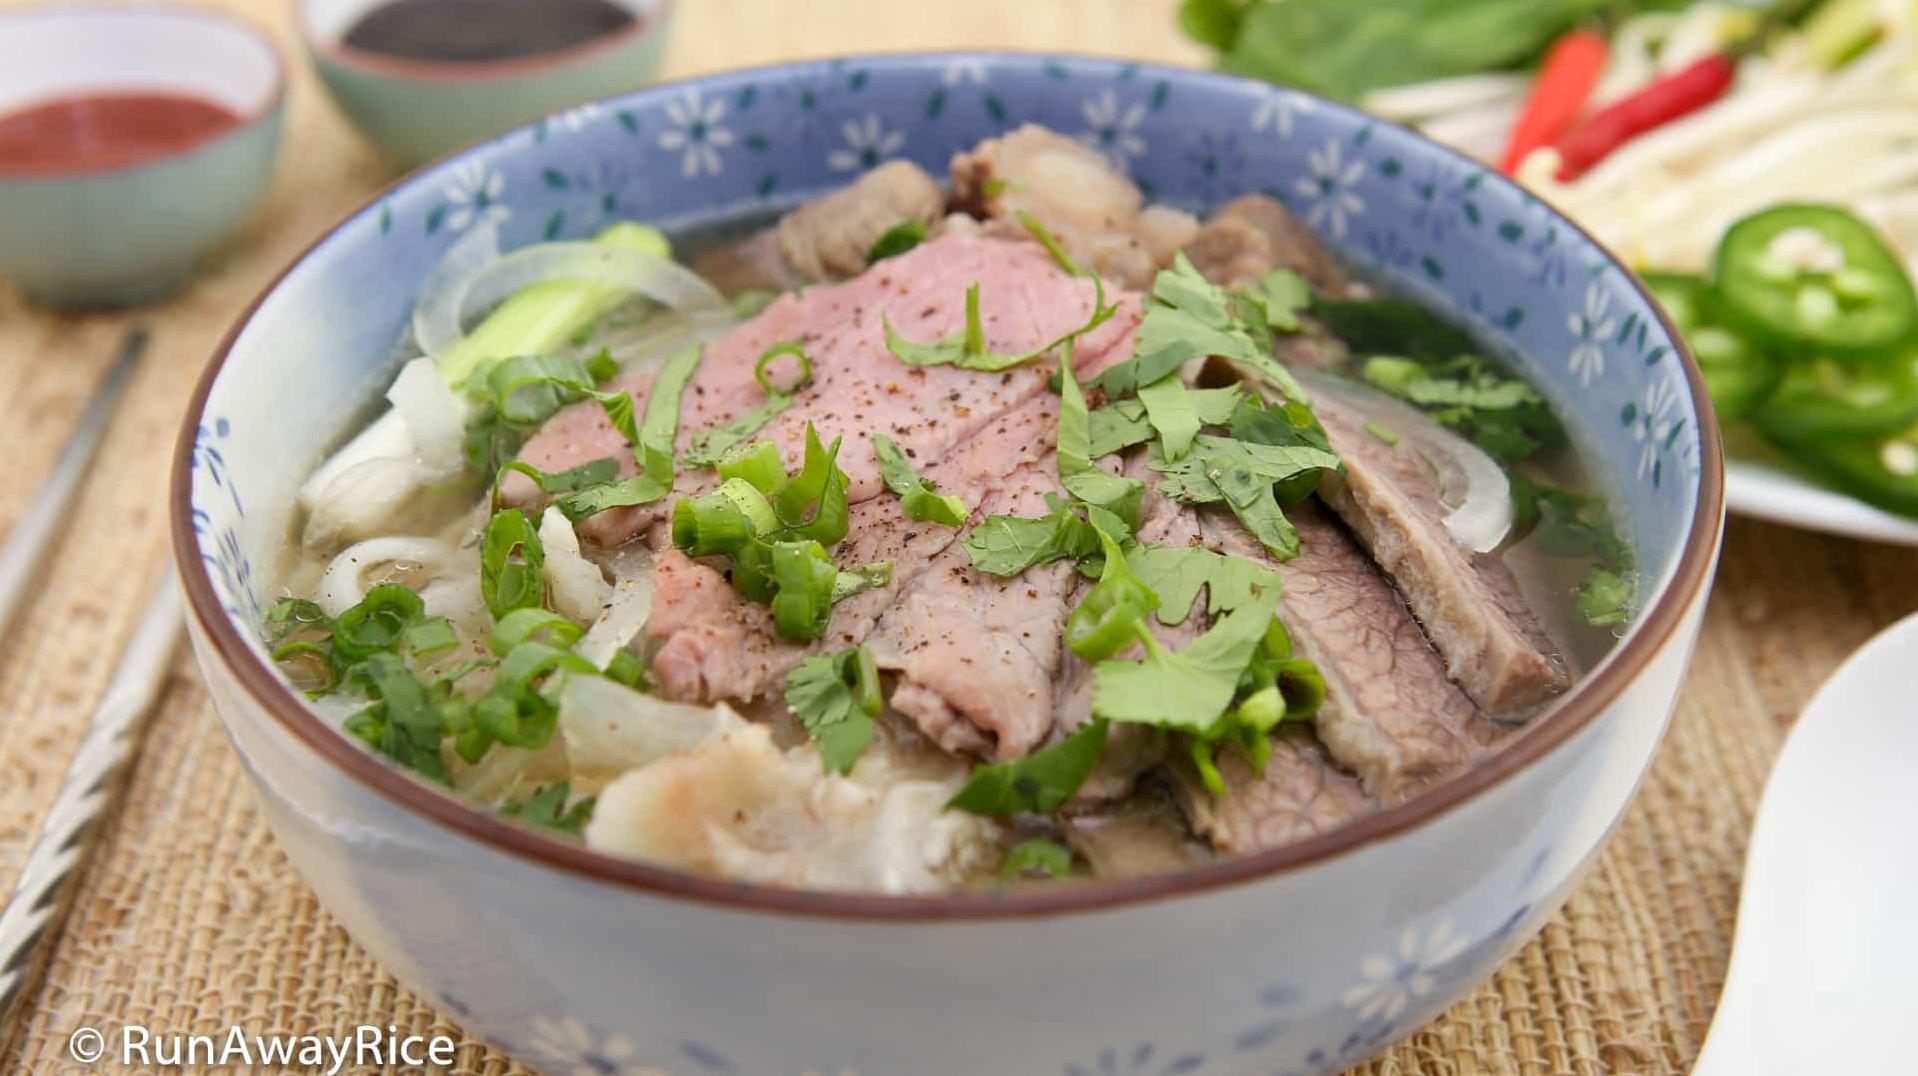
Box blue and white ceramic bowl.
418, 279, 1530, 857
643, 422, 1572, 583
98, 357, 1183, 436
172, 55, 1723, 1076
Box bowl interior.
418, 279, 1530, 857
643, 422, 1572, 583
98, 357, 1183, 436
0, 6, 280, 119
178, 52, 1713, 898
299, 0, 660, 63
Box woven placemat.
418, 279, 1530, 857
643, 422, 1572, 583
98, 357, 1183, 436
4, 2, 1916, 1073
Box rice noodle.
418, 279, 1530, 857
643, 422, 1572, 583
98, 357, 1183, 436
412, 241, 725, 362
315, 536, 451, 616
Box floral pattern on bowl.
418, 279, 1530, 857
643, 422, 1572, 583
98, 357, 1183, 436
177, 53, 1717, 1076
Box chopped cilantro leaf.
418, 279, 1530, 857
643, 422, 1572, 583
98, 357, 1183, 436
501, 781, 595, 835
784, 646, 881, 775
962, 497, 1103, 576
1091, 589, 1281, 733
884, 279, 1117, 373
1239, 268, 1311, 332
873, 435, 968, 526
1126, 545, 1281, 627
1087, 385, 1244, 458
1058, 350, 1144, 527
1137, 374, 1203, 460
947, 719, 1110, 816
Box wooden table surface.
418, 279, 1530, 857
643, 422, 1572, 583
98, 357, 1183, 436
1, 2, 1913, 1073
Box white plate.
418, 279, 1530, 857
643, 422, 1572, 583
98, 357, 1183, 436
1726, 456, 1918, 546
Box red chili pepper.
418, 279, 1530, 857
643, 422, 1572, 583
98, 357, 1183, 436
1551, 53, 1738, 181
1500, 29, 1611, 176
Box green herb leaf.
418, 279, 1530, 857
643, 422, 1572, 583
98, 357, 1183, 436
947, 719, 1110, 816
1240, 269, 1312, 332
1000, 836, 1075, 882
1017, 210, 1081, 275
867, 220, 928, 263
333, 584, 427, 662
831, 561, 893, 602
1058, 351, 1144, 528
1126, 545, 1282, 627
961, 497, 1104, 577
1137, 374, 1203, 460
403, 616, 460, 657
683, 343, 812, 466
1063, 524, 1161, 661
885, 280, 1117, 373
637, 344, 703, 480
784, 646, 882, 775
480, 509, 545, 620
1311, 296, 1479, 362
873, 435, 968, 526
344, 652, 448, 781
1575, 567, 1634, 627
1086, 386, 1244, 458
1091, 588, 1281, 732
1094, 254, 1311, 404
501, 781, 595, 835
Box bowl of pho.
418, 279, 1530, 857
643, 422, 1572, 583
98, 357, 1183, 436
172, 53, 1722, 1076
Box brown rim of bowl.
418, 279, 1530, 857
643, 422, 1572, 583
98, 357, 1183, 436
169, 52, 1725, 923
0, 3, 288, 182
293, 0, 672, 84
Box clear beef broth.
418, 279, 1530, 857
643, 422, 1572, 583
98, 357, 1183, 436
275, 131, 1632, 892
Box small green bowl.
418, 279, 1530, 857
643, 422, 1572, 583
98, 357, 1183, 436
297, 0, 675, 169
0, 6, 286, 309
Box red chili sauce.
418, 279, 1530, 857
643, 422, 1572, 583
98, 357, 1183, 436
0, 92, 243, 176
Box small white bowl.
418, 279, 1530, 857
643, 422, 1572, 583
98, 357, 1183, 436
0, 5, 285, 308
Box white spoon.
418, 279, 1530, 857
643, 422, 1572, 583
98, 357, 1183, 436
1693, 611, 1918, 1076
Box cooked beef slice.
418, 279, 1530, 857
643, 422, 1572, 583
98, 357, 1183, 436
1202, 503, 1505, 797
1183, 193, 1354, 296
865, 456, 1083, 761
691, 160, 945, 293
949, 124, 1197, 290
1171, 727, 1374, 855
1312, 398, 1571, 714
645, 395, 1061, 704
506, 233, 1141, 547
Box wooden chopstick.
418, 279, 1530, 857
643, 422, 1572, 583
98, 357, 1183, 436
0, 327, 149, 638
0, 575, 182, 1039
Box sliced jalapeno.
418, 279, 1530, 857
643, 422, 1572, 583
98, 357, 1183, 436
1712, 204, 1918, 356
1641, 271, 1782, 421
1749, 349, 1918, 440
1763, 424, 1918, 518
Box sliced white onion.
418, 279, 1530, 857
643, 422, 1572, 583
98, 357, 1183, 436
411, 222, 502, 357
386, 356, 470, 476
413, 241, 725, 363
1304, 373, 1513, 554
558, 674, 745, 792
576, 553, 654, 670
314, 535, 450, 616
538, 507, 612, 625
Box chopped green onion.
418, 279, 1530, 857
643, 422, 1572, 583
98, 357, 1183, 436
716, 439, 788, 494
673, 477, 777, 556
480, 509, 545, 620
772, 424, 850, 545
1000, 837, 1075, 882
768, 540, 841, 641
333, 584, 426, 662
488, 607, 583, 657
403, 616, 460, 657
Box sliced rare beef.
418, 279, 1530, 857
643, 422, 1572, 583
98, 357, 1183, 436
1183, 193, 1354, 296
506, 233, 1141, 547
1311, 399, 1572, 714
949, 124, 1198, 290
691, 160, 945, 293
645, 393, 1059, 704
1171, 727, 1373, 855
864, 455, 1082, 760
1201, 503, 1507, 798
